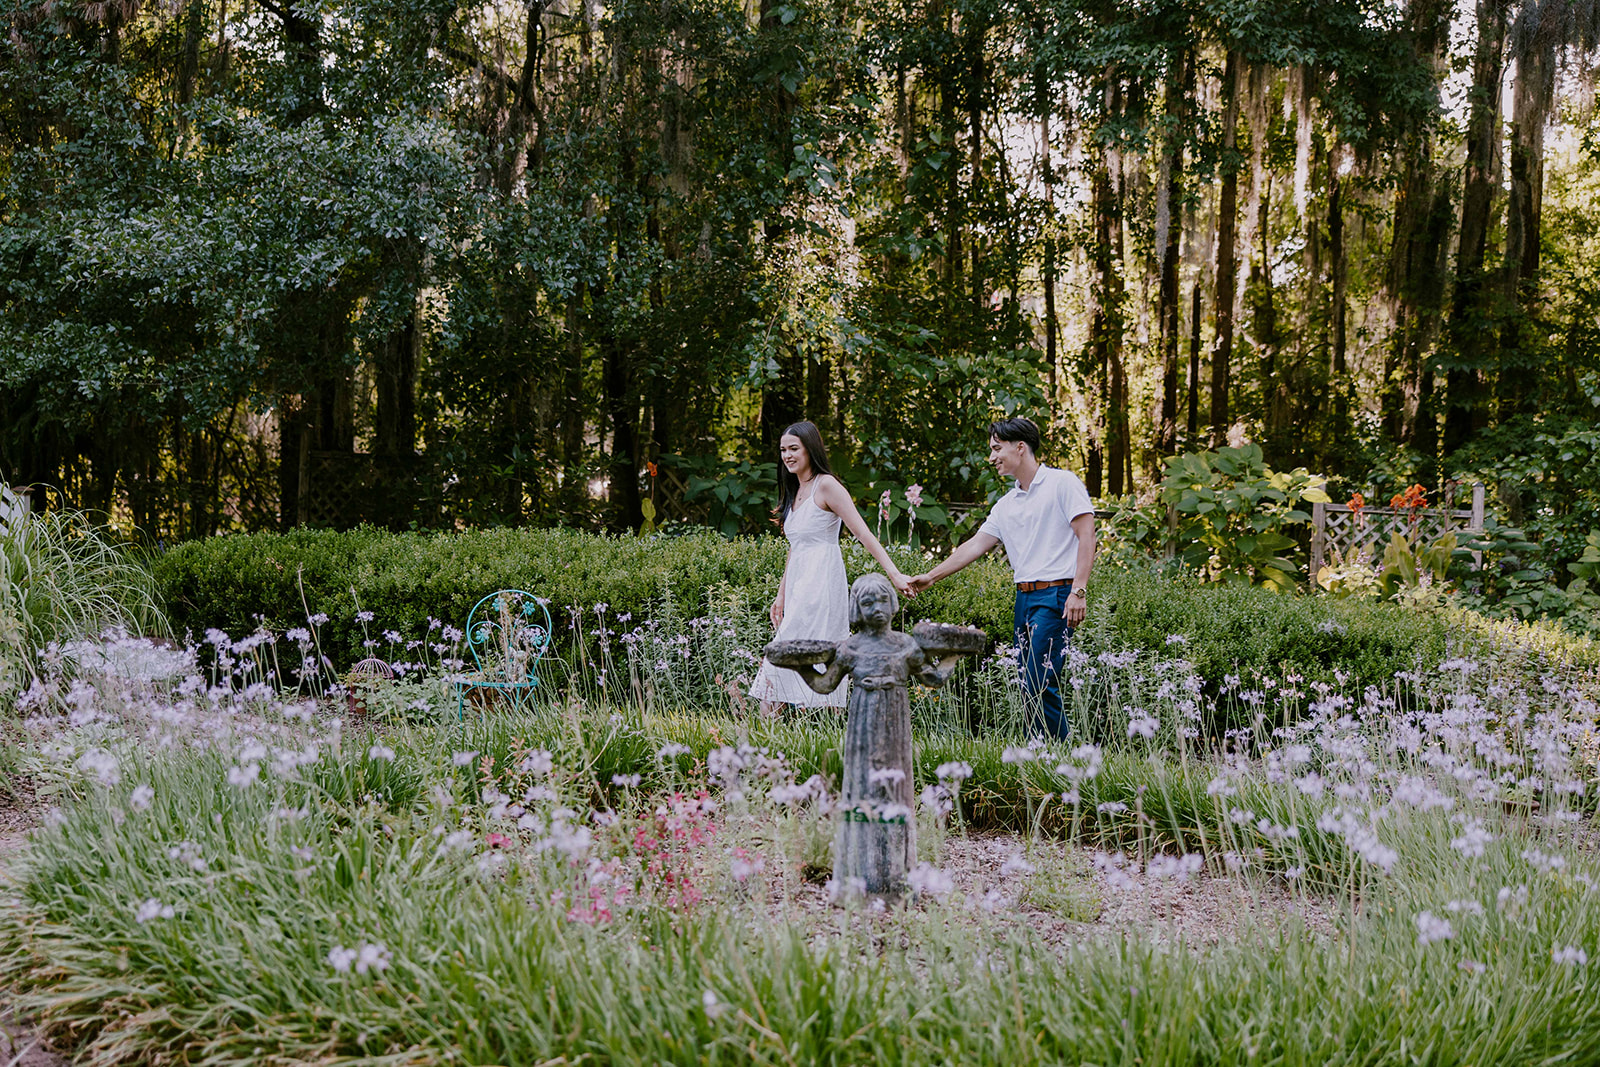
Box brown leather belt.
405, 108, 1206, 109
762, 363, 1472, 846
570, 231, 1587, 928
1015, 579, 1071, 592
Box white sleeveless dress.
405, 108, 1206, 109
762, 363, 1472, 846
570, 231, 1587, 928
747, 488, 850, 708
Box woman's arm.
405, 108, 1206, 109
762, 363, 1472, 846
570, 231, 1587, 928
815, 476, 912, 596
771, 550, 790, 630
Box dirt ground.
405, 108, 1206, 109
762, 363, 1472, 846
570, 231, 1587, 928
740, 828, 1342, 954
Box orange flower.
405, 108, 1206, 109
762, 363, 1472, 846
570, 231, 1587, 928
1348, 492, 1366, 514
646, 461, 659, 478
1389, 484, 1428, 511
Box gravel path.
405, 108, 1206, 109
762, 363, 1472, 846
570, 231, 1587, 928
740, 829, 1342, 952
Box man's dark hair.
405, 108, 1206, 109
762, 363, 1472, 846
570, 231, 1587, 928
989, 417, 1041, 456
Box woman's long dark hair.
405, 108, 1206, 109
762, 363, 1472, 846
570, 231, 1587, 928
776, 421, 836, 522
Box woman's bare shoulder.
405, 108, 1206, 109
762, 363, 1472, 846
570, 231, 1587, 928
812, 472, 843, 496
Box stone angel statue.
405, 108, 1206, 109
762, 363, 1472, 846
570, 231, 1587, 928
765, 572, 985, 897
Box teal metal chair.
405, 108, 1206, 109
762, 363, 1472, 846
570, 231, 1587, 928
454, 590, 553, 719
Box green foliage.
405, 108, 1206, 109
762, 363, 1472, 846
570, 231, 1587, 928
1314, 543, 1383, 600
667, 455, 780, 538
1076, 564, 1451, 696
153, 525, 1468, 697
1377, 530, 1456, 600
1158, 444, 1332, 590
1569, 531, 1600, 583
1449, 403, 1600, 634
1452, 518, 1600, 636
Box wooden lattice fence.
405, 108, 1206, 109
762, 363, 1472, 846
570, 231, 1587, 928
1310, 484, 1486, 577
298, 450, 437, 530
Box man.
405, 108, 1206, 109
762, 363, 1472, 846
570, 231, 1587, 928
907, 417, 1095, 738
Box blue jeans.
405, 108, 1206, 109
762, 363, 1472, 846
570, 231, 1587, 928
1013, 584, 1072, 738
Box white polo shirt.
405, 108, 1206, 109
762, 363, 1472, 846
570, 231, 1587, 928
978, 465, 1094, 583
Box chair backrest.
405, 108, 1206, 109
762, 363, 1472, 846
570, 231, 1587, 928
463, 590, 553, 683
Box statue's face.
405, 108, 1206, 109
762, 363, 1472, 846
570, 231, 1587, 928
779, 434, 812, 479
857, 585, 893, 628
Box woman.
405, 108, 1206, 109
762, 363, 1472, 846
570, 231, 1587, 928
747, 421, 914, 713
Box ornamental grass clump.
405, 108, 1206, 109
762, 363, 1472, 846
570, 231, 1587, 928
0, 485, 166, 699
3, 604, 1600, 1063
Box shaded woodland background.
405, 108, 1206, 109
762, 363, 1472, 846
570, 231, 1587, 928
3, 0, 1599, 542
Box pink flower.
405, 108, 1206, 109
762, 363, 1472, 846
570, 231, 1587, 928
905, 484, 923, 508
486, 832, 512, 849
878, 489, 892, 523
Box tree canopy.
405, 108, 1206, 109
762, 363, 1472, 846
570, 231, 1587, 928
2, 0, 1598, 550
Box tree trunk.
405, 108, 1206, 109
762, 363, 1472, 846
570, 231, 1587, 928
1329, 152, 1349, 433
1445, 0, 1507, 453
560, 287, 587, 519
1108, 164, 1130, 497
1498, 44, 1549, 419
1186, 283, 1202, 445
276, 398, 307, 531
374, 307, 418, 458
1381, 0, 1451, 479
1086, 75, 1126, 497
603, 335, 642, 532
1384, 165, 1452, 472
1035, 48, 1059, 419
1154, 50, 1191, 461
1210, 51, 1241, 447
1252, 173, 1293, 446
968, 15, 985, 310
1504, 47, 1547, 298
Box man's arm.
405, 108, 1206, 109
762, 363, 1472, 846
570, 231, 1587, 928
908, 532, 999, 593
1064, 512, 1096, 625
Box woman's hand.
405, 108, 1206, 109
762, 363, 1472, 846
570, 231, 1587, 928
888, 570, 916, 599
769, 596, 785, 630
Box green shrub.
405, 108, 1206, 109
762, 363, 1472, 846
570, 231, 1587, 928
1078, 564, 1454, 690
1157, 443, 1332, 590
151, 526, 1480, 694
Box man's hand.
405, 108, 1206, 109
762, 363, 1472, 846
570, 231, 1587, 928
1063, 593, 1086, 626
907, 573, 936, 595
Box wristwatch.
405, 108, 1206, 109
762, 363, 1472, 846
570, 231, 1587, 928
1070, 587, 1086, 600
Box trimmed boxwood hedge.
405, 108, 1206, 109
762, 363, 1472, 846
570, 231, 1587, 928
152, 525, 1469, 691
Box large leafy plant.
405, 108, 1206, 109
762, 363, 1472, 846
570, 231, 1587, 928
1159, 445, 1331, 592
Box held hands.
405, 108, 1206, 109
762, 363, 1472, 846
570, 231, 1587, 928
906, 573, 936, 595
888, 569, 916, 599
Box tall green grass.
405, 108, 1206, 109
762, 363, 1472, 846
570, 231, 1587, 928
1, 485, 168, 795
3, 721, 1597, 1066
1, 487, 166, 685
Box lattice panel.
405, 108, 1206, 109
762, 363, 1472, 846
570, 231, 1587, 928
1310, 484, 1486, 576
1323, 509, 1461, 560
